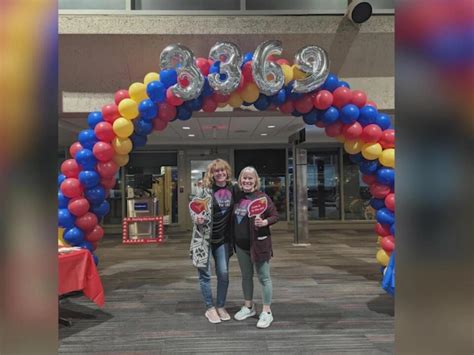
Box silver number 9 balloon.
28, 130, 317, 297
208, 42, 242, 95
252, 40, 285, 96
160, 43, 204, 101
292, 45, 330, 93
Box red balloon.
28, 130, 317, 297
97, 161, 118, 178
202, 97, 218, 113
294, 95, 313, 114
279, 100, 294, 114
178, 74, 190, 88
351, 90, 367, 108
315, 120, 326, 128
267, 54, 277, 62
102, 104, 120, 124
61, 159, 81, 178
93, 142, 114, 162
276, 58, 290, 66
312, 90, 333, 110
158, 102, 177, 122
153, 118, 168, 131
379, 129, 395, 149
242, 61, 254, 83
360, 124, 383, 143
68, 197, 90, 217
362, 174, 377, 185
75, 212, 98, 232
385, 193, 395, 211
60, 178, 82, 198
342, 122, 363, 140
370, 183, 391, 199
114, 89, 129, 105
94, 122, 115, 142
212, 92, 230, 103
69, 142, 83, 158
101, 176, 117, 190
366, 100, 378, 109
166, 87, 184, 106
85, 225, 104, 243
332, 87, 352, 108
380, 235, 395, 253
325, 121, 344, 137
375, 222, 391, 237
195, 57, 210, 76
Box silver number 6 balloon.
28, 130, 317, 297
252, 40, 285, 96
160, 43, 204, 101
208, 42, 243, 95
292, 45, 330, 93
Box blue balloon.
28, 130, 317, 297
285, 81, 303, 100
349, 153, 364, 164
58, 209, 75, 229
202, 78, 213, 97
358, 105, 378, 126
254, 94, 271, 111
79, 170, 100, 189
338, 81, 351, 89
75, 149, 97, 170
186, 96, 203, 111
370, 198, 386, 210
359, 159, 379, 175
134, 119, 153, 136
390, 223, 395, 236
376, 113, 392, 130
270, 88, 287, 105
78, 129, 98, 150
243, 51, 254, 64
85, 186, 106, 205
79, 241, 94, 253
91, 200, 110, 217
87, 111, 103, 129
160, 69, 177, 89
376, 168, 395, 187
64, 227, 85, 246
147, 80, 166, 103
139, 99, 158, 121
58, 174, 66, 186
209, 61, 227, 81
58, 192, 70, 209
177, 105, 192, 120
291, 110, 302, 117
340, 104, 360, 124
303, 110, 318, 125
131, 133, 147, 148
93, 254, 99, 266
321, 106, 339, 125
376, 208, 395, 226
322, 73, 339, 92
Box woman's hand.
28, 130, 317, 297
195, 213, 207, 225
254, 215, 268, 227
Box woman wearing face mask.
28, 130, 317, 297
189, 159, 239, 324
232, 166, 279, 328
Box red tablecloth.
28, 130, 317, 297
58, 249, 105, 307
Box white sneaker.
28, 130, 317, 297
205, 308, 221, 324
234, 305, 256, 321
257, 312, 273, 328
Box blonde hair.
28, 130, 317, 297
238, 166, 261, 192
203, 159, 232, 188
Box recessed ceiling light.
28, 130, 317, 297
260, 133, 268, 136
182, 126, 191, 130
267, 125, 276, 128
188, 134, 195, 137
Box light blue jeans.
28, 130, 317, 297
198, 243, 230, 309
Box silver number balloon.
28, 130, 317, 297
252, 40, 285, 96
160, 43, 204, 101
208, 42, 242, 95
292, 45, 330, 93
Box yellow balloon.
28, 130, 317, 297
240, 83, 260, 103
144, 72, 160, 85
361, 142, 383, 160
344, 139, 363, 154
376, 249, 390, 266
379, 148, 395, 168
281, 64, 293, 85
112, 137, 133, 155
335, 135, 346, 143
58, 228, 70, 247
228, 92, 243, 108
113, 117, 134, 138
113, 154, 129, 167
128, 82, 148, 103
292, 64, 308, 80
118, 98, 139, 120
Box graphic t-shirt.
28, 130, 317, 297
233, 193, 253, 251
211, 184, 233, 246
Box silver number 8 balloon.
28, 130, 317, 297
208, 42, 243, 95
292, 45, 330, 93
160, 43, 204, 101
252, 40, 285, 96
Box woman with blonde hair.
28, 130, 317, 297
189, 159, 240, 324
232, 166, 279, 328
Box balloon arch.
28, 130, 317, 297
58, 41, 395, 294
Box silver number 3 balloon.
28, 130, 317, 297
252, 40, 285, 96
160, 43, 204, 101
208, 42, 242, 95
292, 45, 330, 93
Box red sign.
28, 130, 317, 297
189, 197, 210, 215
247, 197, 268, 217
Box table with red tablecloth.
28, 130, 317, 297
58, 249, 104, 307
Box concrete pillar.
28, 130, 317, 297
293, 146, 309, 245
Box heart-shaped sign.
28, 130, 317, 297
247, 197, 268, 217
189, 197, 210, 215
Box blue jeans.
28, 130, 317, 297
198, 243, 229, 309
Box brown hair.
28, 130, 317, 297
203, 159, 232, 188
238, 166, 261, 192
